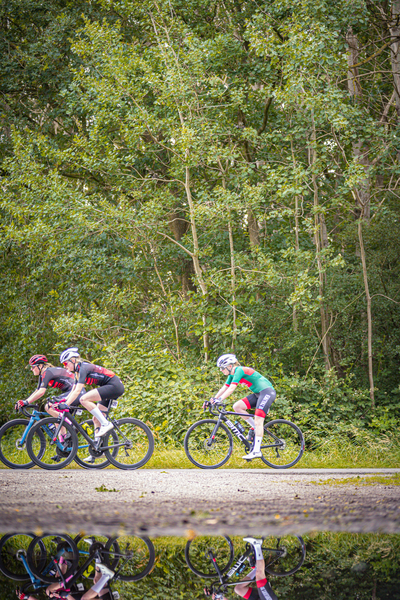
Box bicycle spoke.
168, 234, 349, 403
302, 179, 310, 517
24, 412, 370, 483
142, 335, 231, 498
185, 536, 234, 578
184, 419, 232, 469
261, 420, 304, 469
0, 420, 41, 469
105, 536, 155, 581
263, 535, 306, 576
104, 418, 154, 470
27, 418, 78, 470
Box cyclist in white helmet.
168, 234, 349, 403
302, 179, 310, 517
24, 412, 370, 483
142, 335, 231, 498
210, 354, 276, 460
58, 347, 124, 441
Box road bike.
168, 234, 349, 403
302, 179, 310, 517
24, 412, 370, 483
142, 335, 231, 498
184, 402, 304, 469
26, 533, 155, 584
0, 404, 102, 470
185, 534, 306, 593
25, 400, 154, 470
0, 532, 155, 596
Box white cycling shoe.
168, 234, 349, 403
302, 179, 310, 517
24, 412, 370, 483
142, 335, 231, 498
96, 563, 114, 578
242, 450, 263, 460
96, 422, 114, 437
243, 537, 263, 546
83, 455, 95, 463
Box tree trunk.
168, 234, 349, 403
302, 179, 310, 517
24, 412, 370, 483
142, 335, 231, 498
310, 113, 331, 370
347, 28, 375, 406
389, 0, 400, 118
184, 163, 209, 361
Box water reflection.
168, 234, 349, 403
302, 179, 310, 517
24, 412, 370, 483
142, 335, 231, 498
1, 532, 400, 599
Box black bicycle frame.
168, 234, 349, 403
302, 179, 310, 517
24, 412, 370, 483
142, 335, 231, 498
55, 412, 123, 453
208, 405, 283, 451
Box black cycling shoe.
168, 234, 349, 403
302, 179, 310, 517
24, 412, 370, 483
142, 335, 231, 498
51, 455, 61, 462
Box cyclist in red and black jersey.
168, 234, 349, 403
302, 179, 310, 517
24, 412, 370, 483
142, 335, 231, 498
14, 355, 78, 419
59, 347, 124, 439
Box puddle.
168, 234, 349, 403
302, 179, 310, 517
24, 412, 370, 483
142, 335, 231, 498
1, 530, 400, 599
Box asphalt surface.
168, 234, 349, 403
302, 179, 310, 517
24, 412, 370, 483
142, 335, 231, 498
1, 468, 399, 537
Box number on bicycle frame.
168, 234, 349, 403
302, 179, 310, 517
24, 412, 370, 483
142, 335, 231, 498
111, 400, 118, 408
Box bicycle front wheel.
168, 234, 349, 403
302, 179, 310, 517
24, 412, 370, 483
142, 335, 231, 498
26, 418, 78, 470
0, 533, 45, 581
185, 536, 234, 578
184, 419, 233, 469
263, 535, 306, 576
105, 535, 155, 581
104, 418, 154, 470
0, 419, 45, 469
261, 419, 304, 469
27, 534, 79, 584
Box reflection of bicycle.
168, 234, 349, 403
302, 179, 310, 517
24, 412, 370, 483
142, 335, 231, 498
25, 401, 154, 470
0, 532, 156, 595
185, 535, 306, 582
0, 404, 99, 470
184, 402, 304, 469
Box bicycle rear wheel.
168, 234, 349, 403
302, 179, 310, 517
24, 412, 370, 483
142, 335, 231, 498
27, 534, 79, 584
0, 419, 45, 469
261, 419, 304, 469
105, 535, 155, 581
185, 536, 234, 578
263, 535, 306, 576
26, 417, 78, 470
103, 418, 154, 470
74, 420, 118, 469
0, 533, 45, 581
184, 419, 233, 469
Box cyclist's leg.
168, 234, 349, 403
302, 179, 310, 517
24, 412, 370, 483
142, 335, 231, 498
233, 394, 258, 428
242, 539, 278, 600
80, 378, 124, 437
254, 388, 276, 447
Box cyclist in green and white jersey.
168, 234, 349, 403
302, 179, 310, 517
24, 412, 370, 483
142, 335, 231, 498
210, 354, 276, 460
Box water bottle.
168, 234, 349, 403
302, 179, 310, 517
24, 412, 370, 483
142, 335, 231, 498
234, 420, 245, 434
82, 422, 93, 435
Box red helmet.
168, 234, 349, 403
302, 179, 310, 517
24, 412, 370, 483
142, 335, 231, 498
28, 354, 48, 366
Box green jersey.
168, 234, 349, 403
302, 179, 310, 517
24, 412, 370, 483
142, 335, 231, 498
225, 366, 273, 393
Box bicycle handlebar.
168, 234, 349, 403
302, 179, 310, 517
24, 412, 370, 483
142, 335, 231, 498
17, 404, 41, 417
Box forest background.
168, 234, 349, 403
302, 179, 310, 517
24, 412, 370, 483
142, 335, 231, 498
1, 0, 400, 464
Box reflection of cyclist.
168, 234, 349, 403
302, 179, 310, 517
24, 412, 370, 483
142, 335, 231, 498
59, 348, 124, 439
211, 354, 276, 460
16, 562, 114, 600
204, 537, 277, 600
14, 355, 77, 419
235, 538, 278, 600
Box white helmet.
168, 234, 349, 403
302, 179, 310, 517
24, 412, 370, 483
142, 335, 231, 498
216, 354, 238, 368
60, 347, 80, 363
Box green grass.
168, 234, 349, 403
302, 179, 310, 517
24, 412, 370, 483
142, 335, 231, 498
310, 474, 400, 486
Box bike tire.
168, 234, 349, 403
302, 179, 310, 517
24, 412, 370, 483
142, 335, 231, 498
263, 535, 306, 576
103, 418, 154, 470
185, 536, 234, 578
74, 420, 118, 469
184, 419, 233, 469
0, 419, 45, 470
26, 417, 78, 470
0, 533, 46, 581
27, 534, 79, 584
105, 535, 155, 581
260, 419, 304, 469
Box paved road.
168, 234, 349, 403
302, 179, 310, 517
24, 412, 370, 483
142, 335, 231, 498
1, 468, 399, 536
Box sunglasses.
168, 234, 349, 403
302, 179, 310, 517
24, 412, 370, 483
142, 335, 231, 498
62, 361, 70, 367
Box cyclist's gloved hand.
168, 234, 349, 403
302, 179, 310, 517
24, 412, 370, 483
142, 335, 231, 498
212, 397, 222, 404
15, 400, 28, 411
55, 402, 70, 412
15, 588, 29, 600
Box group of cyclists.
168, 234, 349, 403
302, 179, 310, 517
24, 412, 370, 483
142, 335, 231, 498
16, 349, 276, 462
11, 349, 278, 599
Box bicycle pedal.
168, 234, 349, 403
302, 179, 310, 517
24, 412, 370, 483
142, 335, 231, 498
51, 455, 61, 462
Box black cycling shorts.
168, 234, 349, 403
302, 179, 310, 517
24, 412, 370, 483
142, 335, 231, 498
96, 375, 125, 407
244, 581, 278, 600
242, 387, 276, 418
